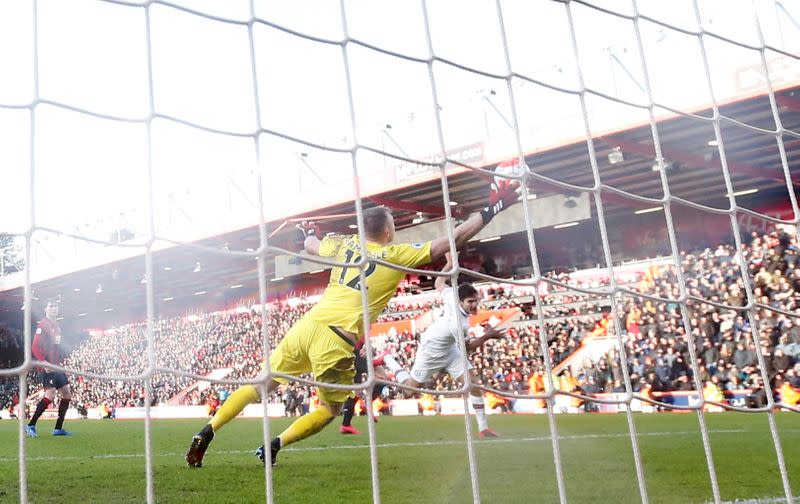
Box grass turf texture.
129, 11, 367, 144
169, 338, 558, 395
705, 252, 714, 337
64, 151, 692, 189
0, 413, 798, 503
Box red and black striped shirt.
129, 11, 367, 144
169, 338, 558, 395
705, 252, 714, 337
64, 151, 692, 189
32, 317, 61, 365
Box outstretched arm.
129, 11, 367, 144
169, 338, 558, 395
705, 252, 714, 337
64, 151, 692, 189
429, 184, 519, 262
429, 213, 485, 261
435, 253, 453, 293
465, 325, 506, 352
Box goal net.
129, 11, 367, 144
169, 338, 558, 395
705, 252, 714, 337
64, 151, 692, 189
1, 0, 799, 503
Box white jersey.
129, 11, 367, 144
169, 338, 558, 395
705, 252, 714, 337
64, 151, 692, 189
418, 287, 469, 358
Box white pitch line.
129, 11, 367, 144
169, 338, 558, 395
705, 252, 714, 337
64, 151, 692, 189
713, 497, 798, 504
0, 429, 745, 463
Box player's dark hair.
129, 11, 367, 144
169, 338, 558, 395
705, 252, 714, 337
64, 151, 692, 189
457, 283, 478, 301
363, 206, 392, 238
44, 297, 59, 307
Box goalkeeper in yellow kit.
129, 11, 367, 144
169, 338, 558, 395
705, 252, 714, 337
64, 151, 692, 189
185, 181, 519, 468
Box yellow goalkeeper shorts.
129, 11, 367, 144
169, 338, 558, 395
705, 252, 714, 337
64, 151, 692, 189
267, 317, 356, 405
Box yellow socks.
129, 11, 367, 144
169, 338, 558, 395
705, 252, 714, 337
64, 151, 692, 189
278, 406, 335, 448
209, 384, 260, 432
207, 384, 336, 450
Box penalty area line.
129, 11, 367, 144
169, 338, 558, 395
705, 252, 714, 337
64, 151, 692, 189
0, 428, 746, 463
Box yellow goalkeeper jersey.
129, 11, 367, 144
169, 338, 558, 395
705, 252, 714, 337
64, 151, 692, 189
304, 234, 432, 337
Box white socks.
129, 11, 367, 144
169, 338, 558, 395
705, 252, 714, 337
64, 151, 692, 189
382, 354, 411, 384
470, 394, 488, 431
382, 354, 403, 373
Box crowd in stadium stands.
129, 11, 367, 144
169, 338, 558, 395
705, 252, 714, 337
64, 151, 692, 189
564, 231, 800, 410
0, 326, 21, 366
56, 307, 313, 409
0, 326, 22, 413
2, 230, 800, 415
376, 299, 443, 322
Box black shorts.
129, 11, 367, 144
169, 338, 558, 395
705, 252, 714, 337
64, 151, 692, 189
354, 352, 367, 384
43, 372, 69, 389
354, 351, 383, 400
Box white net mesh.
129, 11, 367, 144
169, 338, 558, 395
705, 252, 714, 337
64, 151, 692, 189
1, 0, 799, 502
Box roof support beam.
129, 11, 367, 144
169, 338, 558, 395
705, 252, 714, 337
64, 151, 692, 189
367, 195, 447, 217
603, 135, 799, 187
776, 94, 800, 112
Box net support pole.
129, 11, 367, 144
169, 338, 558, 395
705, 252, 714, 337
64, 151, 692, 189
141, 2, 158, 501
17, 0, 42, 500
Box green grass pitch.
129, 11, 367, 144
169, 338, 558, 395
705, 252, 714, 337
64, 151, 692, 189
0, 413, 798, 503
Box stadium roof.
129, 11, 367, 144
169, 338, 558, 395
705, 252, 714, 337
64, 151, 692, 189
2, 85, 800, 331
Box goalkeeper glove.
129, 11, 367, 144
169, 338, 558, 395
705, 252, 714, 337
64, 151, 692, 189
480, 183, 520, 224
297, 221, 321, 240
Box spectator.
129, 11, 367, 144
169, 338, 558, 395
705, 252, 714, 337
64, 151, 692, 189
26, 229, 796, 414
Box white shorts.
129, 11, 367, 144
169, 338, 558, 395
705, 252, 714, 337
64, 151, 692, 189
410, 346, 471, 384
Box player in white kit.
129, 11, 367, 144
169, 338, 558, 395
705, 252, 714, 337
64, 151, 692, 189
377, 256, 506, 437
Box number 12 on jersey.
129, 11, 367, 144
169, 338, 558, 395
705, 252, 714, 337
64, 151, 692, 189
336, 249, 377, 290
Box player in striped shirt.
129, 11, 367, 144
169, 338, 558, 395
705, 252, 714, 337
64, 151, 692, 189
27, 299, 73, 437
